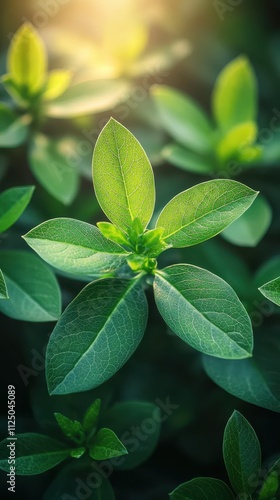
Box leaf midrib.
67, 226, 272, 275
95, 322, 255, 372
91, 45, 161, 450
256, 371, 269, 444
156, 272, 250, 357
111, 122, 134, 221
53, 278, 141, 392
25, 235, 128, 256
161, 192, 256, 240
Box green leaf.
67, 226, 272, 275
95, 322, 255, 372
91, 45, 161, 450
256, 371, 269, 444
221, 195, 272, 247
0, 185, 34, 233
258, 459, 280, 500
162, 143, 214, 174
203, 333, 280, 413
151, 85, 213, 153
101, 401, 161, 470
90, 428, 128, 460
23, 218, 128, 277
1, 75, 29, 107
169, 478, 235, 499
7, 23, 46, 95
216, 121, 258, 163
154, 264, 253, 359
0, 269, 8, 299
29, 134, 79, 205
0, 104, 30, 147
70, 447, 85, 459
212, 56, 257, 131
54, 413, 85, 445
83, 399, 101, 435
156, 179, 258, 248
0, 434, 72, 475
46, 277, 148, 395
259, 277, 280, 307
93, 118, 155, 232
0, 251, 61, 321
223, 411, 261, 495
42, 462, 115, 500
45, 79, 130, 117
43, 69, 72, 101
97, 222, 131, 247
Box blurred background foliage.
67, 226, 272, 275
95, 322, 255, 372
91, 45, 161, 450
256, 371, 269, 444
0, 0, 280, 498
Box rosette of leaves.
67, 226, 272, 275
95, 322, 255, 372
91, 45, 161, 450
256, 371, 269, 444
151, 56, 272, 247
170, 410, 280, 500
0, 185, 61, 321
0, 23, 130, 204
24, 118, 258, 395
0, 398, 161, 499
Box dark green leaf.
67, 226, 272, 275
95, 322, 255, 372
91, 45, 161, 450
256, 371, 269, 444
0, 185, 34, 233
0, 251, 61, 321
29, 134, 79, 205
169, 478, 235, 499
156, 179, 258, 248
90, 428, 128, 460
258, 458, 280, 500
154, 264, 253, 359
223, 411, 261, 495
93, 118, 155, 232
46, 277, 148, 395
203, 333, 280, 412
54, 413, 85, 444
42, 462, 115, 500
0, 434, 71, 475
0, 269, 8, 299
151, 85, 213, 153
83, 399, 101, 435
23, 218, 128, 277
101, 401, 161, 470
259, 277, 280, 307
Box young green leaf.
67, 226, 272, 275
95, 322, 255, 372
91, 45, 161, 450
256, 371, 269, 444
156, 179, 258, 248
54, 413, 85, 444
212, 56, 257, 131
259, 277, 280, 306
46, 277, 148, 395
0, 251, 61, 321
45, 79, 130, 117
90, 428, 128, 460
258, 458, 280, 500
216, 121, 258, 163
93, 118, 155, 232
23, 218, 128, 277
0, 269, 8, 299
29, 134, 79, 205
150, 85, 213, 153
70, 447, 86, 459
101, 401, 161, 470
0, 104, 30, 147
162, 143, 214, 174
83, 399, 101, 435
1, 75, 29, 107
0, 434, 72, 475
222, 195, 272, 247
0, 185, 34, 233
223, 411, 261, 495
203, 333, 280, 413
169, 478, 235, 499
97, 222, 131, 247
43, 69, 72, 101
7, 23, 46, 95
154, 264, 253, 359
